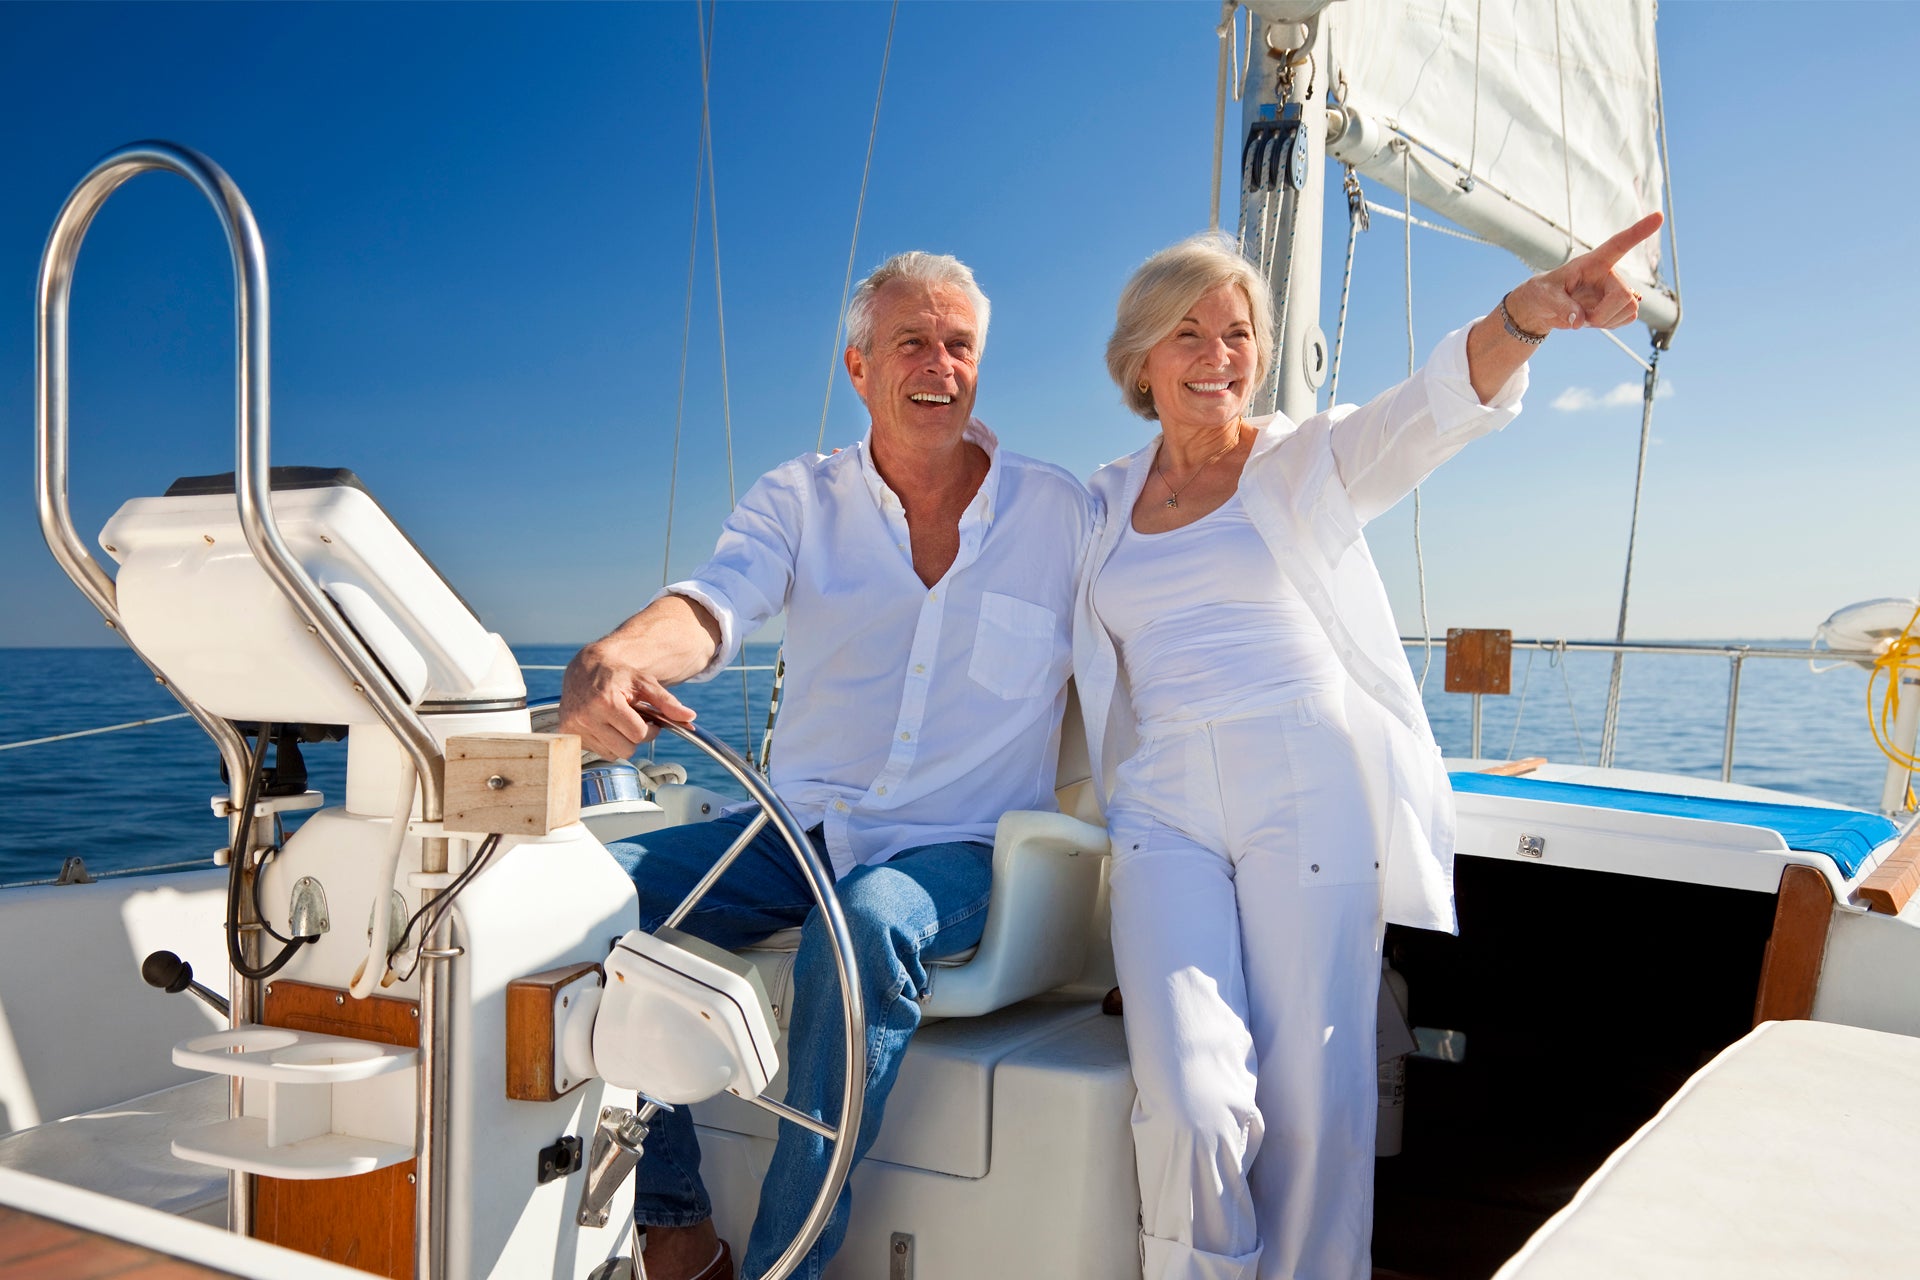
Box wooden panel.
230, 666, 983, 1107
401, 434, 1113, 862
1444, 629, 1512, 695
445, 732, 580, 836
1859, 822, 1920, 915
1752, 864, 1835, 1025
0, 1206, 240, 1279
505, 961, 603, 1101
1479, 757, 1546, 777
255, 981, 418, 1279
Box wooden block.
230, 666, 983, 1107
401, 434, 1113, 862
1479, 757, 1547, 777
505, 961, 604, 1101
256, 980, 419, 1279
1444, 628, 1512, 695
1752, 864, 1835, 1026
1859, 823, 1920, 915
445, 732, 581, 836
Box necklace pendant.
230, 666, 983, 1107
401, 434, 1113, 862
1164, 496, 1178, 508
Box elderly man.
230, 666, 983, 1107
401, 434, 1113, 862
560, 251, 1092, 1280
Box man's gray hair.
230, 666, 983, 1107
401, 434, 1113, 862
1107, 232, 1273, 421
844, 251, 991, 357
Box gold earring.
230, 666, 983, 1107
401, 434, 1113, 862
1137, 380, 1150, 394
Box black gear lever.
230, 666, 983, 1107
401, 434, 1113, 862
141, 950, 231, 1019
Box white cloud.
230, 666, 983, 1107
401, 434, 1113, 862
1552, 379, 1675, 412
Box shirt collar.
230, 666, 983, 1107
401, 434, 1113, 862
856, 418, 1003, 527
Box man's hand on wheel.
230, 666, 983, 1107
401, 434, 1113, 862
559, 642, 697, 761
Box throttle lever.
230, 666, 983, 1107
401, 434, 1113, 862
141, 950, 231, 1018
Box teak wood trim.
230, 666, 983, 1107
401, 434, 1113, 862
1752, 864, 1835, 1026
1478, 757, 1547, 777
255, 980, 420, 1279
506, 961, 604, 1102
1444, 628, 1513, 695
1858, 822, 1920, 915
0, 1205, 239, 1279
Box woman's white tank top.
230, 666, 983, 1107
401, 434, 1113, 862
1093, 492, 1342, 728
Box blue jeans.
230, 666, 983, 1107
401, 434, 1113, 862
606, 812, 994, 1279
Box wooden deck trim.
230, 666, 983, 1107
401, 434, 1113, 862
1478, 757, 1547, 777
0, 1205, 240, 1278
1859, 822, 1920, 915
1752, 864, 1835, 1025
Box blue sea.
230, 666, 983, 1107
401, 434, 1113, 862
0, 640, 1895, 885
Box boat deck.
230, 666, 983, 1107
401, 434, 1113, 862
0, 1204, 237, 1279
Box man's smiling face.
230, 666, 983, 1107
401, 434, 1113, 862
845, 279, 980, 449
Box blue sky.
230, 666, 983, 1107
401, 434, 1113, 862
2, 1, 1915, 649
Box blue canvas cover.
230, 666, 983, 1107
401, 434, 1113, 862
1447, 773, 1900, 878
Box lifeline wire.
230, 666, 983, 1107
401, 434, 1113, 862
0, 711, 190, 752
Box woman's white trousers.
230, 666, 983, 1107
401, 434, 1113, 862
1108, 693, 1384, 1280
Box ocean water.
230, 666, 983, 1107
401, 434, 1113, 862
0, 639, 1895, 885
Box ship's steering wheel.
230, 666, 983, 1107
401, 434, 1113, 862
532, 703, 865, 1280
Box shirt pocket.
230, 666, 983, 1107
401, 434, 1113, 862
967, 592, 1062, 701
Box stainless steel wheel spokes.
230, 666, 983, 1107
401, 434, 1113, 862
619, 711, 866, 1280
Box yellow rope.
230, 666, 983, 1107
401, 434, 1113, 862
1866, 604, 1920, 800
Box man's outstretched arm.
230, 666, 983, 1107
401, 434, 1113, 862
559, 594, 723, 760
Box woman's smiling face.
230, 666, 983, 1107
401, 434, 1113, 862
1140, 282, 1258, 434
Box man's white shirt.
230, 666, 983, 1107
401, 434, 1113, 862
663, 420, 1094, 877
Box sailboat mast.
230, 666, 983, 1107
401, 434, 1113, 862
1240, 7, 1330, 420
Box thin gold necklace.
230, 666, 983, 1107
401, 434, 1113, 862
1154, 426, 1242, 508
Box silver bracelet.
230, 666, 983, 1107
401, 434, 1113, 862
1500, 294, 1549, 346
1489, 293, 1551, 345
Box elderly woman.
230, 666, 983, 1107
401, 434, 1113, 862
1072, 215, 1661, 1280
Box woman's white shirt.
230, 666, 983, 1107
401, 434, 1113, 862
1072, 324, 1526, 933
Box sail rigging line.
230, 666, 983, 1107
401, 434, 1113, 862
660, 0, 718, 592
1551, 0, 1576, 257
1651, 30, 1684, 328
1400, 140, 1435, 693
813, 0, 899, 455
1598, 346, 1664, 767
689, 0, 754, 753
1464, 0, 1483, 185
1596, 326, 1653, 372
1326, 165, 1366, 408
1362, 200, 1494, 248
758, 0, 900, 774
1210, 2, 1240, 230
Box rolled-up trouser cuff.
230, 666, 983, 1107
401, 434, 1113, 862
633, 1198, 714, 1230
1142, 1232, 1262, 1280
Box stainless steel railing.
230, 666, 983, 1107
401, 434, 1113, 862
1404, 635, 1881, 783
32, 140, 455, 1275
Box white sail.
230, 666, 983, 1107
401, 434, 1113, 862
1317, 0, 1671, 317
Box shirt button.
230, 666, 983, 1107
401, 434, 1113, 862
913, 664, 926, 674
900, 730, 912, 742
834, 800, 849, 812
876, 785, 888, 796
928, 590, 937, 601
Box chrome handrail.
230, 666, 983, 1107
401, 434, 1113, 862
34, 140, 449, 818
33, 142, 455, 1270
